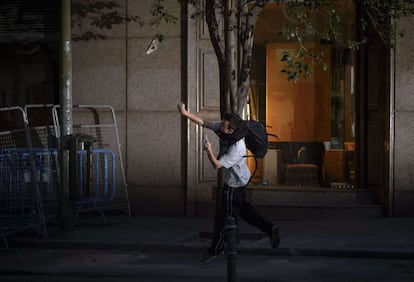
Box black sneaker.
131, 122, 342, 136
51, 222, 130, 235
270, 226, 280, 249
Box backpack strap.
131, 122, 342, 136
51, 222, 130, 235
241, 155, 257, 188
249, 156, 258, 186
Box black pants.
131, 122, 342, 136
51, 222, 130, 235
209, 184, 273, 255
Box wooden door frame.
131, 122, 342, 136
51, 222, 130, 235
356, 5, 394, 216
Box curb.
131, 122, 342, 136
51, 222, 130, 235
8, 239, 414, 260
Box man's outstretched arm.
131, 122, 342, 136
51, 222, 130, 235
177, 102, 204, 125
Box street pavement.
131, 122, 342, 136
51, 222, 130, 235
2, 215, 414, 281
1, 249, 414, 282
4, 214, 414, 259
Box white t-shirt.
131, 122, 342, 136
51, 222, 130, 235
219, 138, 251, 188
204, 121, 251, 187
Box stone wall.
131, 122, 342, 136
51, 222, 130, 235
394, 16, 414, 216
72, 0, 185, 216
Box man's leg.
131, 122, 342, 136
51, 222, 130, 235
208, 201, 226, 256
202, 186, 228, 262
235, 188, 280, 249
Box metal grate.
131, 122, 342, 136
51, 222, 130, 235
53, 105, 131, 219
0, 106, 48, 248
24, 105, 60, 216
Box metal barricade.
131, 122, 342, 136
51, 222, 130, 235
74, 148, 116, 219
0, 107, 48, 248
52, 105, 131, 219
24, 105, 60, 217
29, 148, 59, 214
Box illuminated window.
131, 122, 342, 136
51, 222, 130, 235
249, 1, 356, 188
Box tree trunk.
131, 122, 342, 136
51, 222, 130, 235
205, 0, 266, 116
224, 0, 238, 114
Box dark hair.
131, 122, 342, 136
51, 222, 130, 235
222, 113, 248, 132
218, 113, 249, 157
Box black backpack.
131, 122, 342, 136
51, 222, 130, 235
218, 119, 275, 159
243, 120, 270, 159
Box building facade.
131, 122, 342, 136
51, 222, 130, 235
1, 1, 414, 218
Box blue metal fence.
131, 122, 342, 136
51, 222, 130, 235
0, 104, 130, 248
74, 148, 117, 220
0, 106, 48, 248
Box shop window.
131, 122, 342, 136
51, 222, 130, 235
249, 2, 356, 188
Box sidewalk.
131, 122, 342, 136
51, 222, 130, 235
7, 215, 414, 259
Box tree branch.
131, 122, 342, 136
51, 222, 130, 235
237, 1, 267, 113
205, 0, 225, 66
